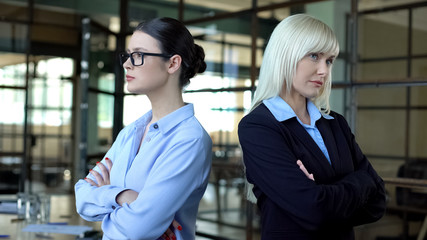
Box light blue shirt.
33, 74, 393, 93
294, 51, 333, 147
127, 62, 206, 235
75, 103, 212, 240
263, 96, 333, 163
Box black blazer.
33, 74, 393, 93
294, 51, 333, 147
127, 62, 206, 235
238, 103, 386, 240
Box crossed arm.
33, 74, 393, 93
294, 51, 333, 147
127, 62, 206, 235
85, 157, 181, 240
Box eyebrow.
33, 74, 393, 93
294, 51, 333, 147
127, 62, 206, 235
127, 47, 149, 52
317, 52, 336, 59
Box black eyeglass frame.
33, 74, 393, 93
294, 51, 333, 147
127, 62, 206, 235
119, 51, 173, 66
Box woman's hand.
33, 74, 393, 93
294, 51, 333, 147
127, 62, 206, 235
85, 158, 183, 240
297, 160, 315, 181
85, 157, 113, 187
160, 220, 182, 240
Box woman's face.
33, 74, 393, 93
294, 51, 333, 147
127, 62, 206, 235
123, 31, 170, 94
291, 52, 335, 100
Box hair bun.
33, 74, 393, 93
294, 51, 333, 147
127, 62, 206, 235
194, 44, 207, 74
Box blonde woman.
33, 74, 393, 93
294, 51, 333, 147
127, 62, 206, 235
238, 14, 385, 239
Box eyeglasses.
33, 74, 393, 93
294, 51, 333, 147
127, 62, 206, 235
119, 51, 172, 66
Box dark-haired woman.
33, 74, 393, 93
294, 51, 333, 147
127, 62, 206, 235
75, 17, 212, 240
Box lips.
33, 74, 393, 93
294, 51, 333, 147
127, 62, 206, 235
310, 80, 323, 87
126, 75, 135, 82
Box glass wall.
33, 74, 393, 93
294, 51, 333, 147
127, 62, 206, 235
0, 56, 26, 194
29, 57, 75, 192
357, 5, 427, 177
1, 0, 427, 238
356, 3, 427, 238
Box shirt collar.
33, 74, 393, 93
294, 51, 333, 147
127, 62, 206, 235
134, 103, 195, 134
263, 96, 333, 126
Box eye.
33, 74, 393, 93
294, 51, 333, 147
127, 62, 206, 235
326, 58, 334, 66
134, 52, 143, 58
309, 53, 319, 60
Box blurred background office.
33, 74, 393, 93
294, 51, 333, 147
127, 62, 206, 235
1, 0, 427, 239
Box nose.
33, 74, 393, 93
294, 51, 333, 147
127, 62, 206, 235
123, 57, 132, 70
317, 62, 328, 76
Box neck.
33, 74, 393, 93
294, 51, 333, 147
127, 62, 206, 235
147, 89, 185, 122
280, 92, 310, 125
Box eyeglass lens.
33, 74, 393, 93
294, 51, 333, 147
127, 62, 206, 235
120, 52, 144, 66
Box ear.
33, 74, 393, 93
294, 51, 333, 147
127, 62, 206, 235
167, 54, 182, 74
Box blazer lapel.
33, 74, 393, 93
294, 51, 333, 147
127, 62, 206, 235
283, 118, 331, 165
316, 118, 340, 170
318, 115, 355, 176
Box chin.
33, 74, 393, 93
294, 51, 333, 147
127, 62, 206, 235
127, 87, 144, 95
305, 92, 319, 99
126, 83, 141, 93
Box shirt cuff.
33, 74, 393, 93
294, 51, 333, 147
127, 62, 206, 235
100, 185, 127, 210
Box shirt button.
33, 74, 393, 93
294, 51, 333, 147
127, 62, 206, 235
153, 124, 158, 129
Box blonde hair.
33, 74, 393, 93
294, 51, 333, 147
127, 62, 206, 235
251, 14, 339, 114
246, 14, 340, 203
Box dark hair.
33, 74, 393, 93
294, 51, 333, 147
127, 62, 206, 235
135, 17, 206, 88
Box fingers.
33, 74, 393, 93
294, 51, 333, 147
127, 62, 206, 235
86, 157, 113, 187
105, 157, 113, 172
89, 169, 104, 185
160, 219, 181, 240
172, 220, 182, 231
296, 160, 315, 181
96, 161, 110, 185
160, 233, 168, 240
166, 227, 176, 240
84, 177, 98, 187
160, 228, 176, 240
296, 160, 307, 175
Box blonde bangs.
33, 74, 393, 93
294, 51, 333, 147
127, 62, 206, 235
301, 21, 340, 57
